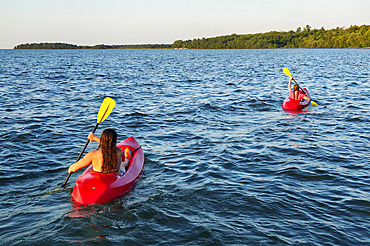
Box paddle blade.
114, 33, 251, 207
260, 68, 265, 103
97, 97, 116, 123
311, 100, 319, 106
283, 67, 292, 77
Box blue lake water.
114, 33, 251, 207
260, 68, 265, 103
0, 48, 369, 245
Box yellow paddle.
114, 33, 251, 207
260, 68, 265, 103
283, 67, 318, 106
62, 97, 116, 187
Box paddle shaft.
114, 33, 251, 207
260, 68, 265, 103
61, 123, 99, 187
291, 77, 307, 96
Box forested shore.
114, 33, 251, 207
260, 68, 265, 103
13, 25, 369, 49
173, 25, 370, 49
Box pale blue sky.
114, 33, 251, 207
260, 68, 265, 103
1, 0, 369, 48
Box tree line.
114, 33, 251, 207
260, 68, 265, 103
173, 25, 370, 49
13, 25, 369, 49
14, 43, 172, 49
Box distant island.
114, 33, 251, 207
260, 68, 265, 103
14, 25, 369, 49
13, 43, 172, 49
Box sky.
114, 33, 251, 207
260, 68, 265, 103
1, 0, 369, 49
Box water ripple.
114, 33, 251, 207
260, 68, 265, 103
0, 49, 369, 245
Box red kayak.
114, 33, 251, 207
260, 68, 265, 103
282, 88, 311, 110
72, 136, 144, 205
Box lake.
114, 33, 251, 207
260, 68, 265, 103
0, 48, 369, 245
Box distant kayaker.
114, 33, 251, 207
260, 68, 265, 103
288, 77, 311, 101
68, 128, 131, 176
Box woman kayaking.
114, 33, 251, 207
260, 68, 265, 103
68, 128, 131, 176
288, 77, 311, 101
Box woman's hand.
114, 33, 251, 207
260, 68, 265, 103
88, 132, 98, 142
68, 164, 77, 173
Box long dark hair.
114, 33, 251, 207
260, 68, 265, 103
99, 128, 118, 173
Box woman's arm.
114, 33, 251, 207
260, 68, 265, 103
117, 148, 127, 175
288, 77, 293, 92
117, 147, 123, 168
68, 151, 94, 173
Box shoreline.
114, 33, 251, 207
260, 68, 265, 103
12, 25, 370, 50
6, 47, 370, 50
